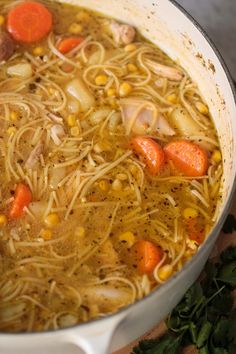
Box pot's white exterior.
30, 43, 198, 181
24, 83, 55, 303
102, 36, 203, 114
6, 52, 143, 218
1, 1, 236, 354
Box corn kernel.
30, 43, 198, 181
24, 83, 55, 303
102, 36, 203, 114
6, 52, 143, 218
0, 214, 7, 226
195, 101, 209, 115
67, 114, 77, 127
68, 23, 83, 34
76, 11, 90, 22
33, 47, 45, 56
0, 15, 5, 26
7, 127, 16, 135
158, 264, 173, 281
40, 229, 52, 240
112, 179, 122, 191
107, 88, 116, 97
49, 87, 56, 96
99, 180, 109, 192
44, 213, 60, 228
212, 150, 222, 163
167, 93, 178, 104
75, 226, 85, 238
127, 63, 138, 73
182, 208, 199, 220
70, 126, 80, 137
124, 44, 137, 52
10, 111, 19, 121
95, 75, 108, 86
119, 231, 135, 247
119, 82, 133, 97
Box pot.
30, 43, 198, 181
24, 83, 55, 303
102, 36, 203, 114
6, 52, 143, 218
1, 1, 236, 353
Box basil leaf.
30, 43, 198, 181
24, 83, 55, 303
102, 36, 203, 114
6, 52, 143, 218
196, 321, 212, 348
218, 261, 236, 286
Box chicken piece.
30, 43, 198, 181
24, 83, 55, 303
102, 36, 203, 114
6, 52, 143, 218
145, 58, 183, 81
50, 124, 65, 145
120, 98, 175, 135
0, 33, 15, 62
110, 21, 136, 45
25, 141, 43, 169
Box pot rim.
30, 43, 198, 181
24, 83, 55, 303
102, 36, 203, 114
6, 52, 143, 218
1, 0, 236, 338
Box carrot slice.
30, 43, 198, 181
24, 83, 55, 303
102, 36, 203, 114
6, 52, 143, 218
7, 2, 52, 44
164, 140, 208, 177
132, 240, 163, 274
187, 219, 205, 245
9, 183, 32, 219
131, 136, 165, 175
58, 37, 83, 54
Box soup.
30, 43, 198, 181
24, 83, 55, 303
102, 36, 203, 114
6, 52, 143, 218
0, 0, 222, 332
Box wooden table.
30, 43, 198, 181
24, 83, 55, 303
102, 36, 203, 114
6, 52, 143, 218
115, 196, 236, 354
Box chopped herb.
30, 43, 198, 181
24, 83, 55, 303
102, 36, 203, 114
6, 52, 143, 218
132, 246, 236, 354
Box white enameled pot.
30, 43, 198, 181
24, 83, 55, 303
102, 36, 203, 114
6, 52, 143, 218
1, 1, 236, 354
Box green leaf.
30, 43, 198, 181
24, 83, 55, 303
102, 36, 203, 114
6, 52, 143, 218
185, 282, 203, 308
221, 246, 236, 263
211, 348, 228, 354
222, 214, 236, 234
227, 309, 236, 345
132, 335, 178, 354
196, 321, 212, 348
199, 345, 209, 354
218, 261, 236, 286
210, 293, 233, 315
212, 318, 229, 347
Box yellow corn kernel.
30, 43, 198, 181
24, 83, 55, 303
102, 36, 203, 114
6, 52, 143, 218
76, 11, 90, 22
40, 229, 52, 240
49, 87, 57, 96
184, 249, 193, 261
108, 97, 118, 109
99, 180, 109, 192
75, 226, 85, 238
119, 231, 135, 247
7, 127, 16, 135
107, 88, 116, 97
10, 111, 19, 122
182, 207, 199, 220
212, 150, 222, 163
158, 264, 173, 281
68, 23, 83, 34
0, 214, 7, 226
112, 179, 122, 191
44, 213, 60, 228
67, 114, 77, 127
127, 63, 138, 73
33, 47, 45, 56
95, 74, 108, 86
195, 101, 209, 115
0, 15, 5, 26
70, 126, 80, 137
167, 93, 178, 104
124, 44, 137, 52
119, 82, 133, 97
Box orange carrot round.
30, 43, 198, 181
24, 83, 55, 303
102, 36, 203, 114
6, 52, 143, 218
58, 37, 83, 54
132, 240, 163, 274
164, 140, 208, 177
131, 136, 165, 175
7, 2, 52, 44
187, 219, 205, 245
9, 183, 32, 219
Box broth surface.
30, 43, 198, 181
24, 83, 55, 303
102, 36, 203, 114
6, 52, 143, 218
0, 0, 222, 332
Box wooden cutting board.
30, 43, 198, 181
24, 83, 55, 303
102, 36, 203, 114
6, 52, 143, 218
115, 195, 236, 354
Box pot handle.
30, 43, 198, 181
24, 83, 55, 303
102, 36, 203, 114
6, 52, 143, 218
68, 313, 126, 354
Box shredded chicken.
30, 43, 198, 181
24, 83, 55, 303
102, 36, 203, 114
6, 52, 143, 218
120, 98, 175, 135
145, 58, 183, 81
25, 141, 44, 169
50, 125, 66, 145
110, 21, 136, 45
